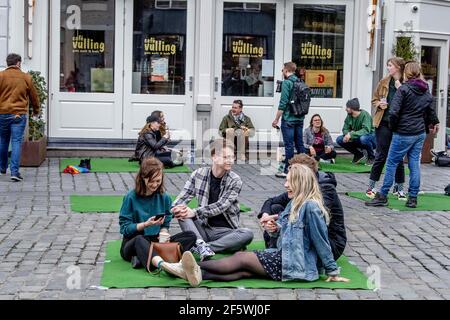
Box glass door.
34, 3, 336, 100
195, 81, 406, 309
122, 0, 195, 140
49, 0, 124, 139
284, 0, 354, 139
420, 39, 449, 151
213, 0, 285, 141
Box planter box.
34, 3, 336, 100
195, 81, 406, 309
20, 136, 47, 167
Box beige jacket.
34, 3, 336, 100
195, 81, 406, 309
371, 75, 391, 128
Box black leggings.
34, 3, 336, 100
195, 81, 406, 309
307, 149, 337, 161
120, 231, 197, 271
199, 251, 268, 281
370, 123, 405, 183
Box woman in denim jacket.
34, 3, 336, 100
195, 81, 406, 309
160, 164, 349, 285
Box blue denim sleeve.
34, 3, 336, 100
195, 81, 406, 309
305, 202, 339, 276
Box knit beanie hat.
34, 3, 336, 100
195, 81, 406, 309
346, 98, 360, 111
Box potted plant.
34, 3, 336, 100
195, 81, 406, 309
20, 70, 48, 167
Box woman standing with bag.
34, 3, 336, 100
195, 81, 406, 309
366, 61, 439, 208
119, 157, 200, 285
366, 57, 407, 200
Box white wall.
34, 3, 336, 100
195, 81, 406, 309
0, 0, 8, 69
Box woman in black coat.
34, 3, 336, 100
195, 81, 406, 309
134, 115, 175, 167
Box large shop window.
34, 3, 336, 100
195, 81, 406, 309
132, 0, 187, 95
60, 0, 115, 93
222, 3, 276, 97
292, 5, 346, 98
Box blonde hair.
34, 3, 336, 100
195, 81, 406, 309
288, 164, 329, 224
404, 61, 422, 81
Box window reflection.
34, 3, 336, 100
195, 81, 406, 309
292, 5, 346, 98
60, 0, 115, 93
132, 0, 187, 95
222, 3, 276, 97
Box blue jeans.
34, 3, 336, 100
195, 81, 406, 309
336, 133, 376, 159
380, 132, 426, 198
0, 114, 27, 176
281, 119, 305, 173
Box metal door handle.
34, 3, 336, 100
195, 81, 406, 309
214, 77, 219, 92
185, 76, 193, 92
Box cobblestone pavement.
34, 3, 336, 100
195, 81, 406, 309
0, 159, 449, 300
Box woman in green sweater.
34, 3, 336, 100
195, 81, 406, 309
119, 157, 200, 285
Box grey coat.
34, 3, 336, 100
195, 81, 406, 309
303, 127, 334, 150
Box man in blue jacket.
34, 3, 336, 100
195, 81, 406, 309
258, 154, 346, 260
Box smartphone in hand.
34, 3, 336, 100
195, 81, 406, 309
154, 214, 165, 221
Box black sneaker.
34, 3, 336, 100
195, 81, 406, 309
79, 159, 87, 168
11, 174, 24, 182
352, 152, 365, 164
131, 256, 142, 269
0, 170, 6, 176
405, 196, 417, 208
85, 159, 91, 170
365, 157, 375, 166
365, 192, 388, 207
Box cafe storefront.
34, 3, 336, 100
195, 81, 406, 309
6, 0, 449, 150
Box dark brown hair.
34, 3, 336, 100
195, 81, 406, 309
288, 154, 319, 173
210, 138, 234, 157
309, 114, 329, 134
233, 99, 243, 108
6, 53, 21, 67
135, 157, 165, 196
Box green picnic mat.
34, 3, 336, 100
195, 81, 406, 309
70, 195, 252, 213
60, 158, 191, 173
320, 156, 409, 174
100, 240, 370, 289
346, 192, 450, 211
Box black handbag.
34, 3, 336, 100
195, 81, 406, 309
431, 150, 450, 167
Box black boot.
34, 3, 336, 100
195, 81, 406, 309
365, 192, 388, 207
79, 159, 86, 168
406, 196, 417, 208
131, 256, 142, 269
85, 159, 91, 170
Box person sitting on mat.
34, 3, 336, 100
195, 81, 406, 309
171, 139, 254, 261
336, 98, 376, 165
258, 154, 346, 260
303, 114, 337, 164
147, 110, 168, 140
119, 157, 200, 285
160, 164, 349, 285
132, 115, 182, 168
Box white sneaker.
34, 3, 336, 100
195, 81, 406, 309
397, 190, 407, 201
275, 172, 287, 178
194, 239, 215, 261
181, 251, 202, 287
319, 159, 331, 164
160, 262, 187, 280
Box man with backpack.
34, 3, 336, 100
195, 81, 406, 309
272, 62, 310, 178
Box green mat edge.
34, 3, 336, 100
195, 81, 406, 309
70, 195, 252, 213
100, 240, 371, 290
345, 192, 450, 212
60, 158, 192, 173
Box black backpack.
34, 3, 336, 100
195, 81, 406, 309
288, 78, 311, 117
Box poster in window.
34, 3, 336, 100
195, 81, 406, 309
305, 70, 337, 98
151, 57, 169, 82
